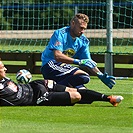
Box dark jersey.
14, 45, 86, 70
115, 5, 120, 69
0, 78, 71, 106
0, 77, 34, 106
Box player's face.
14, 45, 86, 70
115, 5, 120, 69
0, 61, 7, 80
70, 19, 87, 38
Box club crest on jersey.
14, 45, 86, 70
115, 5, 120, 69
7, 81, 18, 92
54, 41, 61, 46
63, 48, 75, 57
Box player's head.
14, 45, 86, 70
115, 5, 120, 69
0, 59, 7, 80
70, 13, 89, 38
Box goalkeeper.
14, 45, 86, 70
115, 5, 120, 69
0, 59, 123, 106
41, 13, 115, 89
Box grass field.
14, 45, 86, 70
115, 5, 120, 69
1, 43, 133, 54
0, 74, 132, 133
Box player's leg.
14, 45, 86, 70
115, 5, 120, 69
76, 86, 124, 106
36, 83, 81, 106
37, 91, 81, 106
41, 60, 89, 86
58, 73, 90, 87
77, 88, 109, 104
52, 84, 81, 104
51, 82, 109, 105
64, 84, 123, 106
53, 83, 83, 104
53, 84, 107, 105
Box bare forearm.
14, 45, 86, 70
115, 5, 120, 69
54, 50, 74, 64
90, 67, 102, 75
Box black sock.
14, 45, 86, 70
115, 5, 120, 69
77, 89, 109, 104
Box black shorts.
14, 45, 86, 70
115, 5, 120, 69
41, 91, 73, 106
41, 60, 79, 83
29, 80, 74, 106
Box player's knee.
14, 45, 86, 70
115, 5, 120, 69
70, 92, 81, 104
81, 74, 90, 84
75, 74, 90, 84
74, 92, 81, 101
75, 92, 81, 101
65, 87, 77, 92
74, 71, 90, 84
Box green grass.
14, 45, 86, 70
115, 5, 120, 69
0, 43, 133, 54
0, 74, 133, 133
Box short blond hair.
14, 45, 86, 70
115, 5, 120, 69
71, 13, 89, 24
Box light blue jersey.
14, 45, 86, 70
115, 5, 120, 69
41, 26, 91, 66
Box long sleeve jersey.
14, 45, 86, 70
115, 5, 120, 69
0, 77, 34, 106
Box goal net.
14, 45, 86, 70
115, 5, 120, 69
0, 0, 133, 54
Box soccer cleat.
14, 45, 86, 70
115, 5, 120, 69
108, 95, 124, 107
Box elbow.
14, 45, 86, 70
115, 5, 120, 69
54, 50, 62, 62
54, 55, 61, 62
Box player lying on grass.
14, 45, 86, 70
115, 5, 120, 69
0, 59, 123, 107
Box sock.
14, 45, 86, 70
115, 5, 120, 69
58, 74, 90, 87
77, 89, 109, 104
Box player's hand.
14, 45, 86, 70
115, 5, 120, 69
73, 59, 97, 69
97, 72, 116, 89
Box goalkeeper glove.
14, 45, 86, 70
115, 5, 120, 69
97, 72, 116, 89
73, 59, 97, 69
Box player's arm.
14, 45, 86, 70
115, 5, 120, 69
88, 66, 101, 75
74, 59, 116, 89
54, 50, 75, 64
89, 66, 116, 89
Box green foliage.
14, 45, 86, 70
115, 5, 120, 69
0, 0, 132, 54
0, 9, 11, 30
0, 0, 74, 30
0, 0, 132, 30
